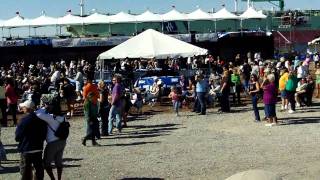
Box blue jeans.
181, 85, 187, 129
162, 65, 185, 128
108, 105, 122, 134
173, 101, 181, 114
197, 92, 206, 114
251, 95, 260, 121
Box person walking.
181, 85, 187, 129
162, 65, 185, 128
108, 75, 123, 134
15, 100, 47, 180
248, 74, 261, 122
82, 92, 100, 146
0, 79, 7, 127
168, 86, 182, 116
36, 96, 67, 180
5, 78, 18, 126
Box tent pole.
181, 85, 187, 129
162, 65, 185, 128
188, 21, 190, 34
214, 20, 217, 33
34, 27, 37, 37
134, 22, 138, 35
109, 24, 111, 36
161, 21, 164, 33
28, 26, 31, 37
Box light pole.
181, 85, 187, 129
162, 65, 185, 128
80, 0, 85, 17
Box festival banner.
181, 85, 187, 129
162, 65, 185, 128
52, 36, 131, 48
0, 40, 25, 47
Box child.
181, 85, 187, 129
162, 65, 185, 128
168, 86, 182, 117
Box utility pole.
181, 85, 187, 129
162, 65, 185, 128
80, 0, 85, 16
234, 0, 238, 12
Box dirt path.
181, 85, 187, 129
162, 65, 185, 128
1, 101, 320, 180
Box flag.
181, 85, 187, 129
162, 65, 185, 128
67, 9, 72, 13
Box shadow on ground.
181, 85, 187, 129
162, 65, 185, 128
101, 141, 160, 147
278, 116, 320, 125
105, 123, 179, 140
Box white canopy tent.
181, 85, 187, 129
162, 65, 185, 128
187, 8, 214, 21
30, 15, 57, 27
239, 7, 267, 19
98, 29, 208, 60
57, 14, 83, 25
211, 7, 239, 32
211, 7, 239, 20
109, 12, 136, 23
3, 15, 31, 28
161, 9, 188, 21
136, 10, 162, 22
83, 12, 110, 24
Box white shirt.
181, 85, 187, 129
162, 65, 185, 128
297, 66, 307, 79
50, 71, 61, 84
36, 108, 66, 143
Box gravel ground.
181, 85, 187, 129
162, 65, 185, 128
1, 101, 320, 180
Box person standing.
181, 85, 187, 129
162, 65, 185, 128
279, 68, 289, 111
261, 74, 278, 126
108, 75, 123, 134
315, 64, 320, 98
5, 78, 18, 126
15, 100, 47, 180
248, 74, 261, 122
60, 78, 76, 118
98, 81, 110, 136
74, 66, 84, 101
285, 71, 298, 114
231, 68, 241, 105
195, 74, 208, 115
219, 69, 231, 113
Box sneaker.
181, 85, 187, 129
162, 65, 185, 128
288, 109, 295, 114
284, 105, 288, 110
76, 97, 81, 101
296, 103, 301, 108
281, 105, 284, 110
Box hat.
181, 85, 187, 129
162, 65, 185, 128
19, 100, 35, 109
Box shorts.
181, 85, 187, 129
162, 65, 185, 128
264, 104, 276, 118
280, 90, 287, 98
43, 140, 66, 168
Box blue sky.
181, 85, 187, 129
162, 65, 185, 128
1, 0, 320, 19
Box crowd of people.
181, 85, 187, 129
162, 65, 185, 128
0, 50, 318, 178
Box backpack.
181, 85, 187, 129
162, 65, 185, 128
49, 117, 70, 140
